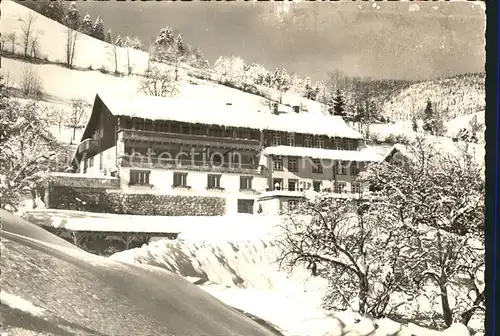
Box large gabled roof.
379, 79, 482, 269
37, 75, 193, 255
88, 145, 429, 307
96, 93, 363, 139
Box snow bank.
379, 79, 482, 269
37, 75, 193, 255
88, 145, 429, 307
1, 1, 149, 74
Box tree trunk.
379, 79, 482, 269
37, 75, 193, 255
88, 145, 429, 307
440, 284, 453, 327
460, 292, 484, 325
72, 127, 76, 144
358, 274, 370, 315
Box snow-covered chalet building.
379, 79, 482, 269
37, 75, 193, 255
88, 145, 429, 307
48, 93, 382, 216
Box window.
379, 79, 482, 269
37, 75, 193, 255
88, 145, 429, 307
240, 129, 250, 139
240, 176, 253, 190
288, 200, 299, 210
89, 156, 94, 167
345, 139, 354, 151
207, 174, 222, 189
313, 181, 322, 192
273, 156, 283, 171
288, 179, 298, 191
272, 132, 281, 146
304, 135, 313, 148
312, 159, 323, 173
273, 178, 283, 190
129, 170, 151, 186
351, 182, 361, 194
99, 152, 103, 170
237, 199, 254, 214
336, 161, 347, 175
288, 157, 299, 172
287, 133, 296, 146
336, 181, 347, 193
350, 162, 360, 176
173, 172, 188, 187
333, 138, 342, 150
315, 137, 325, 149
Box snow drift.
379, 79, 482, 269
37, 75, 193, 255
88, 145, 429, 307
0, 210, 278, 336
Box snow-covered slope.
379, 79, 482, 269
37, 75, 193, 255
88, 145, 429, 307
1, 0, 149, 74
379, 73, 484, 121
0, 210, 279, 336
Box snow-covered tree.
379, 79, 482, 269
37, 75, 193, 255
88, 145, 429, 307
241, 63, 268, 89
39, 0, 65, 24
105, 29, 112, 44
80, 13, 93, 35
0, 98, 60, 211
366, 138, 485, 327
115, 35, 124, 47
154, 27, 175, 47
277, 193, 420, 318
130, 36, 142, 50
64, 2, 81, 30
269, 68, 291, 103
91, 17, 105, 41
140, 66, 179, 98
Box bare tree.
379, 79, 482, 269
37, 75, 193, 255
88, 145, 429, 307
66, 98, 90, 144
0, 34, 8, 54
65, 27, 78, 68
19, 67, 44, 99
29, 30, 41, 59
6, 32, 17, 54
20, 13, 37, 58
45, 106, 69, 138
140, 66, 178, 97
276, 193, 419, 318
106, 31, 119, 74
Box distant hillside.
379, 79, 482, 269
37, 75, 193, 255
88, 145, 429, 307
378, 72, 485, 121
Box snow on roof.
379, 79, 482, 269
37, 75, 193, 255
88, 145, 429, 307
49, 172, 119, 180
262, 146, 383, 162
97, 93, 363, 139
382, 138, 485, 165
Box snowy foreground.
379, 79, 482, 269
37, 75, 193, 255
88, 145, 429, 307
108, 214, 474, 336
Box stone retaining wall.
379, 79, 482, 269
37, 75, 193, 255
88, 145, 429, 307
47, 186, 226, 216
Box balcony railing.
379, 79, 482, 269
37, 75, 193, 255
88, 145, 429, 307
119, 156, 263, 175
76, 139, 99, 156
119, 129, 260, 150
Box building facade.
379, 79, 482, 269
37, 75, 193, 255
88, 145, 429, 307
66, 93, 381, 215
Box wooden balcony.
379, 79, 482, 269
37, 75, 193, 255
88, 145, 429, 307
119, 129, 260, 150
76, 139, 99, 156
119, 156, 263, 176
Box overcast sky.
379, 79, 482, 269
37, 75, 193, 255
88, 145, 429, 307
75, 1, 485, 83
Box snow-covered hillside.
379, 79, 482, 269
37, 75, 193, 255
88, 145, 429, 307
1, 0, 149, 74
379, 73, 484, 121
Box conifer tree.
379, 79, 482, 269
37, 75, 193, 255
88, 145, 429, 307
81, 13, 93, 35
64, 2, 81, 30
332, 89, 346, 117
91, 17, 105, 41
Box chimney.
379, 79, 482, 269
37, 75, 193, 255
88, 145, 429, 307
292, 105, 300, 113
273, 103, 279, 115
